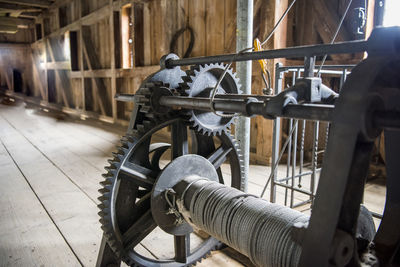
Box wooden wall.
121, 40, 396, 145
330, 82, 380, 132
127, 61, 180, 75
0, 0, 375, 165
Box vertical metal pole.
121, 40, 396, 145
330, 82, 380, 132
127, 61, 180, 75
285, 119, 293, 206
235, 0, 253, 192
299, 119, 306, 186
270, 63, 283, 203
340, 68, 348, 91
310, 121, 319, 204
303, 56, 316, 78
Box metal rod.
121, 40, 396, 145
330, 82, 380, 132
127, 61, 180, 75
285, 119, 293, 206
291, 119, 298, 208
160, 96, 400, 130
261, 121, 298, 198
273, 182, 315, 197
299, 120, 306, 187
276, 168, 322, 183
165, 40, 369, 68
277, 64, 355, 71
370, 210, 383, 219
270, 63, 283, 203
159, 96, 334, 121
235, 0, 253, 193
310, 121, 320, 204
292, 199, 312, 209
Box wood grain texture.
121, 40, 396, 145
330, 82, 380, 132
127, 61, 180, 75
0, 109, 102, 266
0, 141, 81, 266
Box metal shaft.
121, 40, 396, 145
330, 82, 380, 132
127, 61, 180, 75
165, 40, 368, 68
159, 95, 334, 121
159, 95, 400, 129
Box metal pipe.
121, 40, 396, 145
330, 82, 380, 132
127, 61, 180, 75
270, 63, 283, 203
285, 119, 293, 206
165, 40, 368, 68
291, 119, 298, 208
277, 64, 355, 71
235, 0, 253, 193
159, 96, 335, 121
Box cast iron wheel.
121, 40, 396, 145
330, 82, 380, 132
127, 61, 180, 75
98, 116, 244, 266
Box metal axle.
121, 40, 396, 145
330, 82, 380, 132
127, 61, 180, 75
165, 40, 368, 68
159, 95, 400, 128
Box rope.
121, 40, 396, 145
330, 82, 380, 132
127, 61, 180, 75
185, 178, 309, 267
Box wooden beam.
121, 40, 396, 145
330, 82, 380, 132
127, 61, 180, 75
109, 0, 117, 121
0, 3, 41, 12
0, 0, 51, 8
69, 66, 159, 79
18, 12, 40, 18
31, 49, 46, 100
0, 17, 34, 28
0, 24, 18, 33
81, 26, 111, 116
313, 0, 352, 61
31, 5, 109, 43
45, 61, 71, 70
46, 38, 73, 108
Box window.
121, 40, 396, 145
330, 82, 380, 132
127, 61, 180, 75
382, 0, 400, 26
121, 4, 134, 69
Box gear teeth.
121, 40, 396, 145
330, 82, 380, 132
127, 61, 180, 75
111, 151, 122, 157
98, 188, 110, 194
99, 217, 109, 225
140, 106, 151, 113
101, 172, 112, 179
98, 211, 107, 217
104, 164, 117, 172
182, 74, 192, 83
179, 63, 240, 136
138, 87, 151, 94
136, 124, 145, 132
107, 159, 117, 165
144, 113, 156, 119
97, 203, 106, 210
143, 120, 152, 129
98, 116, 228, 266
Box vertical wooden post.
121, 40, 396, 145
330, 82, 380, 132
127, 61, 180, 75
78, 1, 85, 112
110, 0, 117, 122
41, 17, 49, 102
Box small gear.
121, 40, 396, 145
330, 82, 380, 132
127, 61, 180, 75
179, 63, 241, 136
135, 81, 180, 121
98, 115, 244, 266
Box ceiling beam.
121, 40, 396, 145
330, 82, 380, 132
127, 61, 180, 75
0, 0, 51, 9
18, 12, 40, 18
0, 24, 18, 33
0, 3, 42, 12
0, 17, 33, 28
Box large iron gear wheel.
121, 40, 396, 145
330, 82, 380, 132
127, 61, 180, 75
98, 116, 244, 266
179, 63, 241, 136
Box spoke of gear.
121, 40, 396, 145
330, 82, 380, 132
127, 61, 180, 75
179, 63, 241, 136
98, 116, 244, 266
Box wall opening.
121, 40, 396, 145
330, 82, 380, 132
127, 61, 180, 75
383, 0, 400, 26
12, 70, 23, 93
35, 24, 42, 40
121, 4, 134, 69
59, 6, 68, 28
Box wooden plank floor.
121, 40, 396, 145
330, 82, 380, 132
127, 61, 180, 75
0, 100, 385, 266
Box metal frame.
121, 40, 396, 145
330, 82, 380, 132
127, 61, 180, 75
99, 26, 400, 267
269, 63, 354, 208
